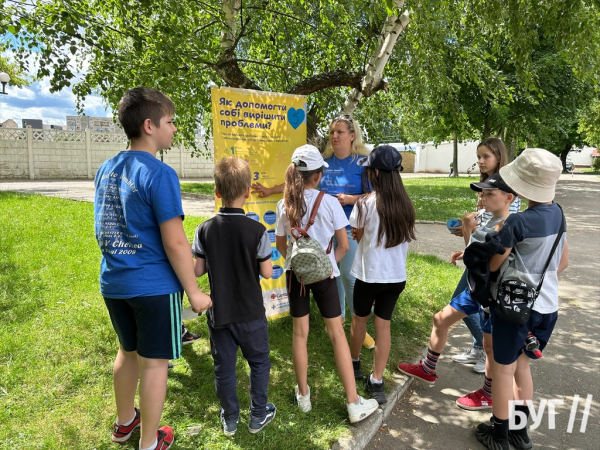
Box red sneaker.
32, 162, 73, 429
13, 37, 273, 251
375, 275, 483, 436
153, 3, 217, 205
456, 389, 492, 411
111, 407, 140, 443
397, 361, 438, 384
156, 425, 174, 450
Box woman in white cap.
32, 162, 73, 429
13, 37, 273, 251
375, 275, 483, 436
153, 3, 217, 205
275, 144, 379, 423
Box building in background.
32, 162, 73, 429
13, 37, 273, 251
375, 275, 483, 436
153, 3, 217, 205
22, 119, 43, 129
0, 119, 18, 128
66, 115, 122, 133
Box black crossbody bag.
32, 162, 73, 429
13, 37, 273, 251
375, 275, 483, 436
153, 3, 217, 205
495, 204, 565, 325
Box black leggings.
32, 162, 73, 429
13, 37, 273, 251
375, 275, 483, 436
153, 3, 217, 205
353, 279, 406, 320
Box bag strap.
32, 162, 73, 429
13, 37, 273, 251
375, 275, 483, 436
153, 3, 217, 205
535, 203, 565, 292
305, 191, 326, 232
290, 191, 333, 254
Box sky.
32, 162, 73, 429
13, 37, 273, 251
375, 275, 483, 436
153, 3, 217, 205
0, 49, 112, 127
0, 78, 112, 127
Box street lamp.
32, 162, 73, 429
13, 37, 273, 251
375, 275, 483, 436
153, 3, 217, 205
0, 72, 10, 95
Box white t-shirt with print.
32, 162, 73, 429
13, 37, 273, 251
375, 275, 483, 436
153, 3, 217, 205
349, 193, 408, 283
275, 189, 349, 276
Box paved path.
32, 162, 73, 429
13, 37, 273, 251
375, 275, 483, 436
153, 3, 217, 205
364, 176, 600, 450
1, 173, 598, 450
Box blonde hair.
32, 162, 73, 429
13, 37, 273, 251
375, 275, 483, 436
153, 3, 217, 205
322, 115, 370, 158
214, 156, 251, 206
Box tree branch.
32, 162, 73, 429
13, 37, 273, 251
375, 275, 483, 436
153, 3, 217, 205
288, 70, 388, 96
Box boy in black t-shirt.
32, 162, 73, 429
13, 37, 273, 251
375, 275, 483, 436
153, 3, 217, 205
192, 156, 274, 436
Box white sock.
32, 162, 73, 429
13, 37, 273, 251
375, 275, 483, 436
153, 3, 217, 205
139, 438, 158, 450
370, 373, 382, 384
352, 358, 360, 363
117, 411, 135, 426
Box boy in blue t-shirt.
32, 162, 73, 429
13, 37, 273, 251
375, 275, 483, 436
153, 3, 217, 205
95, 87, 212, 450
476, 148, 568, 450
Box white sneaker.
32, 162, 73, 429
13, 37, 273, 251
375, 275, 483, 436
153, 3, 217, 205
347, 395, 379, 424
472, 353, 486, 373
451, 347, 483, 364
294, 385, 312, 412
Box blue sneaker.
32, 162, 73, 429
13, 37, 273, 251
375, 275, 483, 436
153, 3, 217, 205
248, 403, 276, 434
220, 410, 238, 436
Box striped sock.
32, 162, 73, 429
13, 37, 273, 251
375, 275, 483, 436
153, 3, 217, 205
421, 348, 441, 375
482, 376, 492, 399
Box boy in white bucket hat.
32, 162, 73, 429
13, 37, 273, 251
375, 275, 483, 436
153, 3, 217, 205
475, 148, 569, 450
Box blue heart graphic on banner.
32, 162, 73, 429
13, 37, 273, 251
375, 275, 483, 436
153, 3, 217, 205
287, 108, 305, 129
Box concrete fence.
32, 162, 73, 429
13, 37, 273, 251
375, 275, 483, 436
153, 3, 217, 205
0, 127, 214, 179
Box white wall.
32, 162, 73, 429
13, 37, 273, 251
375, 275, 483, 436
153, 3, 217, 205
0, 127, 214, 179
416, 140, 479, 173
568, 146, 595, 167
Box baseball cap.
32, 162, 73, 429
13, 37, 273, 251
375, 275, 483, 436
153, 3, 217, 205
358, 145, 403, 171
499, 148, 562, 202
291, 144, 329, 171
470, 173, 518, 196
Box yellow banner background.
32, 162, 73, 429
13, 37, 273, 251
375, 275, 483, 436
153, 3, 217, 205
211, 86, 307, 319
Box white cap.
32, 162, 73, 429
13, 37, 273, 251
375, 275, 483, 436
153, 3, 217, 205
291, 144, 328, 171
499, 148, 562, 202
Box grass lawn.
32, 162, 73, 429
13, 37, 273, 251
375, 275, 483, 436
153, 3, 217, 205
0, 192, 460, 450
179, 182, 215, 196
181, 176, 482, 222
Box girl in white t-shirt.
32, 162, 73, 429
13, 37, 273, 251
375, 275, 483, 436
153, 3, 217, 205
349, 145, 416, 405
275, 145, 379, 424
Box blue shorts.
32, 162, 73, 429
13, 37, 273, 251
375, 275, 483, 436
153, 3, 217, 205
104, 291, 183, 359
449, 288, 491, 334
490, 309, 558, 365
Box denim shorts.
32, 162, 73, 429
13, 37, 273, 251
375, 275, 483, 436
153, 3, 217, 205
490, 309, 558, 365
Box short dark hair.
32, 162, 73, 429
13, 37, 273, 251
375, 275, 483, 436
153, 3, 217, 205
214, 157, 251, 206
118, 87, 175, 139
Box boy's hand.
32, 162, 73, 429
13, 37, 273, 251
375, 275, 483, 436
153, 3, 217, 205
351, 227, 364, 243
450, 251, 464, 265
189, 292, 212, 314
449, 219, 463, 236
461, 212, 479, 236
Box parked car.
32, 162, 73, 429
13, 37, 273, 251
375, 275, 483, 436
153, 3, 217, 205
566, 161, 574, 171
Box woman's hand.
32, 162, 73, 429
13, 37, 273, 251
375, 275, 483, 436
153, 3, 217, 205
351, 227, 364, 243
251, 182, 273, 198
450, 251, 464, 265
336, 193, 356, 206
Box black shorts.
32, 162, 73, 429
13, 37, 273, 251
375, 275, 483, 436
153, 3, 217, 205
104, 291, 183, 359
286, 271, 341, 319
353, 279, 406, 321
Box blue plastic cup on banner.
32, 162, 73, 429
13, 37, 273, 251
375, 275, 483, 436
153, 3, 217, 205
272, 265, 283, 279
267, 229, 276, 243
246, 212, 260, 221
263, 210, 277, 225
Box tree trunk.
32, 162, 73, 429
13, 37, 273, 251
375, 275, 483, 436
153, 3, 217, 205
341, 0, 410, 115
453, 131, 459, 177
508, 139, 517, 162
560, 142, 573, 172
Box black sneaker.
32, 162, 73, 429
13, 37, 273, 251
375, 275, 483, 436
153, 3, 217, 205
364, 374, 387, 404
508, 429, 533, 450
248, 403, 276, 434
220, 410, 238, 436
181, 327, 201, 345
476, 422, 510, 450
353, 360, 364, 380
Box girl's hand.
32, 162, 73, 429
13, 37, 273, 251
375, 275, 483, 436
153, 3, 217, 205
450, 251, 464, 265
351, 227, 364, 243
336, 193, 355, 205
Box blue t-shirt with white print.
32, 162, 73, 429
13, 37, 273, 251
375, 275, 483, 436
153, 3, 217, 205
320, 154, 366, 219
94, 150, 184, 298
